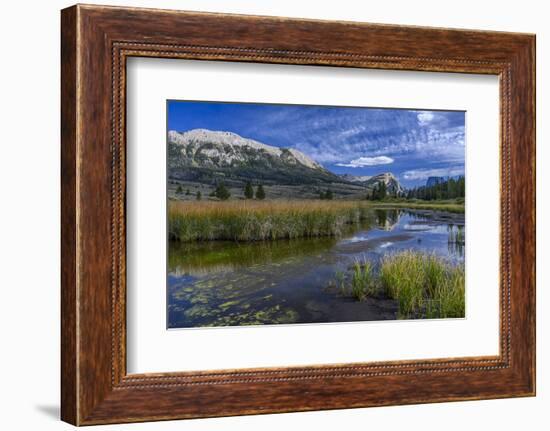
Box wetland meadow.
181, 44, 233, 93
166, 101, 466, 328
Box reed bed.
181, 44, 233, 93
168, 200, 373, 242
350, 259, 376, 301
332, 251, 465, 319
379, 251, 465, 319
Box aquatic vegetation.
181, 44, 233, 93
334, 270, 346, 295
447, 225, 465, 244
168, 200, 375, 242
168, 236, 337, 275
351, 258, 375, 301
424, 254, 447, 298
168, 208, 466, 328
379, 251, 465, 319
380, 252, 430, 317
330, 251, 465, 319
447, 225, 465, 257
168, 199, 465, 242
436, 265, 465, 318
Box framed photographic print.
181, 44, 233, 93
164, 101, 467, 329
61, 4, 536, 425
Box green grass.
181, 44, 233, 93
371, 198, 465, 214
351, 258, 376, 301
379, 251, 465, 319
332, 251, 465, 319
380, 252, 426, 317
436, 265, 465, 318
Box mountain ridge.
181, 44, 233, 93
168, 129, 339, 186
167, 129, 405, 195
168, 129, 324, 170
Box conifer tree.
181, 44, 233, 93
255, 184, 266, 200
244, 181, 254, 199
215, 183, 231, 200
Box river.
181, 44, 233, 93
167, 208, 465, 328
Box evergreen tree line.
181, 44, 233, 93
244, 181, 265, 200
406, 176, 465, 201
207, 182, 266, 201
175, 181, 268, 201
366, 181, 388, 200
176, 184, 199, 199
319, 189, 333, 200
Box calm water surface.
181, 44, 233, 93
167, 208, 465, 328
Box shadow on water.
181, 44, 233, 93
168, 208, 465, 329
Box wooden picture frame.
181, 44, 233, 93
61, 4, 535, 425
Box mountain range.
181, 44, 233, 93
168, 129, 405, 195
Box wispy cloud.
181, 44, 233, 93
168, 102, 465, 186
417, 112, 435, 125
336, 156, 394, 168
402, 166, 465, 181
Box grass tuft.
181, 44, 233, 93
351, 258, 376, 301
379, 251, 465, 319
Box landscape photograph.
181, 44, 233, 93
166, 100, 466, 329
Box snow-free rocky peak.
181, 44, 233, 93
168, 129, 323, 170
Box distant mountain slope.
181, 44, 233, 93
167, 129, 406, 197
337, 174, 373, 183
168, 129, 339, 186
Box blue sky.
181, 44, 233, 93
167, 100, 465, 187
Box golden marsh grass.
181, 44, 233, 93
168, 199, 465, 242
168, 199, 375, 242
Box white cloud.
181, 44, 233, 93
336, 156, 394, 168
417, 112, 435, 125
402, 166, 464, 181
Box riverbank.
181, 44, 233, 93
168, 199, 465, 242
370, 199, 465, 214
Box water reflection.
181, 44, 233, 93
374, 209, 400, 231
168, 208, 465, 328
169, 236, 339, 276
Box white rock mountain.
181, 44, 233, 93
364, 173, 405, 196
168, 129, 405, 194
338, 173, 404, 195
168, 129, 337, 185
337, 174, 373, 183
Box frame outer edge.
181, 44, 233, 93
61, 5, 79, 426
526, 35, 536, 395
504, 35, 536, 396
531, 34, 536, 396
61, 4, 536, 424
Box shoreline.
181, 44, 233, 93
168, 200, 464, 243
